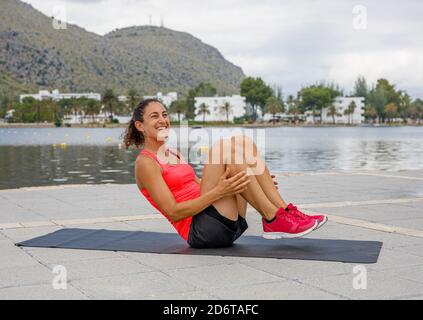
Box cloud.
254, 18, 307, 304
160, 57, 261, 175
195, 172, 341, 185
21, 0, 423, 98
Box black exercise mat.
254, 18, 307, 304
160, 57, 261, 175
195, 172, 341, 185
17, 228, 383, 264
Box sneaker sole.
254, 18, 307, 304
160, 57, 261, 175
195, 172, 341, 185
314, 216, 328, 230
262, 221, 318, 240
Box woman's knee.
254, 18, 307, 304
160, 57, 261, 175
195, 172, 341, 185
231, 135, 255, 148
229, 136, 257, 165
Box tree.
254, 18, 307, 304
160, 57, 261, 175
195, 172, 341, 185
85, 99, 101, 123
364, 105, 378, 123
298, 84, 341, 124
288, 106, 302, 124
197, 103, 210, 124
58, 99, 76, 123
366, 79, 403, 123
18, 97, 37, 122
327, 105, 341, 124
185, 82, 217, 119
398, 90, 411, 124
376, 79, 400, 106
240, 77, 273, 121
194, 82, 217, 97
264, 96, 284, 125
384, 103, 398, 123
286, 94, 301, 124
127, 88, 139, 111
367, 87, 387, 123
102, 88, 118, 122
169, 100, 188, 123
408, 99, 423, 124
347, 101, 357, 124
353, 76, 368, 99
0, 96, 9, 118
219, 102, 233, 123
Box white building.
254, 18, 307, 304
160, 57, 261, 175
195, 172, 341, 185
19, 90, 101, 103
144, 92, 178, 107
305, 97, 365, 124
194, 95, 247, 122
62, 112, 131, 125
118, 95, 128, 103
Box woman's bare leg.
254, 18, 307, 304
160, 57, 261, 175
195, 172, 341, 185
236, 194, 247, 219
232, 135, 288, 209
201, 139, 278, 222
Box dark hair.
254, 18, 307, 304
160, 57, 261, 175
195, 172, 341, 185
122, 98, 164, 149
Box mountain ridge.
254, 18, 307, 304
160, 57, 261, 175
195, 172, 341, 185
0, 0, 245, 97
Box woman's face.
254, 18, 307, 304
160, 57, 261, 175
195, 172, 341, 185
136, 102, 170, 142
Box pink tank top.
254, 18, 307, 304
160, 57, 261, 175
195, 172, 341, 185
138, 149, 201, 241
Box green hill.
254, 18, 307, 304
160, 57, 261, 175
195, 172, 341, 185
0, 0, 245, 98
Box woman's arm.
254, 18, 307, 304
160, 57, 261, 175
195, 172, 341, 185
195, 176, 202, 185
136, 156, 250, 223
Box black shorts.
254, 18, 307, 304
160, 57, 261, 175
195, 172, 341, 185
188, 205, 248, 248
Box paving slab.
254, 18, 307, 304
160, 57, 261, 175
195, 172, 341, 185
144, 290, 218, 300
122, 252, 242, 271
165, 264, 283, 289
393, 244, 423, 258
207, 280, 342, 300
0, 264, 53, 289
300, 270, 423, 300
0, 284, 88, 300
307, 203, 423, 229
21, 247, 122, 265
1, 170, 423, 300
71, 271, 196, 300
45, 257, 155, 281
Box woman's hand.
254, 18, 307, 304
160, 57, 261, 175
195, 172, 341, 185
215, 168, 251, 199
271, 174, 279, 189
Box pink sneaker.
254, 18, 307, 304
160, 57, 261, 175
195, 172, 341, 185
286, 203, 328, 230
262, 208, 317, 239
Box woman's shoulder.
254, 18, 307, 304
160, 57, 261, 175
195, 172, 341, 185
136, 152, 158, 168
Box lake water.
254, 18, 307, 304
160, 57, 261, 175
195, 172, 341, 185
0, 126, 422, 189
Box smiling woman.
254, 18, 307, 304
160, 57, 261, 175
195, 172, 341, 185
122, 99, 327, 249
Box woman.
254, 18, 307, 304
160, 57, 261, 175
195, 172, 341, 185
123, 99, 327, 248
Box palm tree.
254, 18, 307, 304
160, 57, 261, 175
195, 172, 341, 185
286, 94, 296, 112
86, 99, 101, 123
343, 108, 351, 125
127, 88, 139, 111
327, 105, 341, 124
264, 96, 284, 125
311, 106, 318, 124
288, 106, 301, 124
197, 103, 210, 124
348, 101, 357, 124
102, 89, 117, 122
169, 100, 188, 123
219, 102, 232, 123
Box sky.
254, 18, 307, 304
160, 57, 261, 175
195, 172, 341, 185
22, 0, 423, 98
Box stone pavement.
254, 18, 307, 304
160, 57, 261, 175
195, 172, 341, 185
0, 170, 422, 300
